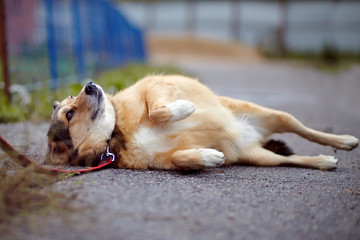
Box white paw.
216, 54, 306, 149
343, 135, 359, 150
198, 149, 226, 167
334, 135, 359, 151
167, 100, 196, 122
318, 155, 338, 171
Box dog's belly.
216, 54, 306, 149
131, 112, 263, 169
133, 122, 193, 157
131, 121, 197, 168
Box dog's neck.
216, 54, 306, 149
107, 96, 129, 166
90, 97, 116, 146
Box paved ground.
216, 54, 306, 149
1, 61, 360, 240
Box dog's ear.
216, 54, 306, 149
52, 101, 60, 111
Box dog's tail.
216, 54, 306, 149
263, 139, 294, 156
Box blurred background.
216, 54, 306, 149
121, 0, 360, 52
0, 0, 360, 122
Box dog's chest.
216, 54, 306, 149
132, 121, 196, 162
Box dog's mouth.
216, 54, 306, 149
84, 81, 105, 121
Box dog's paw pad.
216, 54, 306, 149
167, 100, 196, 122
318, 155, 338, 170
198, 149, 226, 167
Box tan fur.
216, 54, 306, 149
47, 75, 359, 171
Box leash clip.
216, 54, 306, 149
100, 146, 115, 164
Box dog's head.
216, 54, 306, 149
46, 82, 115, 166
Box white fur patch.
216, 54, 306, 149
133, 121, 196, 162
233, 114, 263, 149
318, 155, 338, 170
198, 148, 226, 167
166, 100, 196, 122
133, 127, 175, 155
91, 98, 116, 140
343, 136, 359, 148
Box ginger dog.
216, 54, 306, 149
46, 75, 359, 170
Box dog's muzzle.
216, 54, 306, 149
85, 82, 97, 95
84, 81, 104, 121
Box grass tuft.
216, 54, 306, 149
0, 166, 76, 234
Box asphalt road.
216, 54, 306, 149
1, 61, 360, 240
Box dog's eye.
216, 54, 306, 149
66, 110, 74, 121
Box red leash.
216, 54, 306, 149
0, 135, 114, 175
49, 146, 115, 174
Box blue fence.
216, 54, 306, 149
5, 0, 146, 90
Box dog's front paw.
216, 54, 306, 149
167, 100, 196, 122
198, 149, 226, 167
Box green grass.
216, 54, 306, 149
0, 93, 27, 122
0, 64, 187, 123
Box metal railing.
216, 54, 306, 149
1, 0, 146, 102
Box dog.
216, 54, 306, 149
46, 75, 359, 171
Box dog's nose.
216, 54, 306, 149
85, 82, 95, 95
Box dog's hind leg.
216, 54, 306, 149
239, 146, 338, 170
170, 148, 226, 170
264, 110, 359, 151
218, 96, 359, 151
